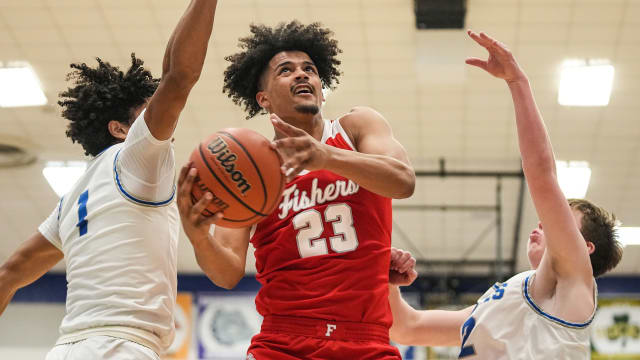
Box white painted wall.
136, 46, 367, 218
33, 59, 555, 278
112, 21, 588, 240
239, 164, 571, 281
0, 303, 65, 359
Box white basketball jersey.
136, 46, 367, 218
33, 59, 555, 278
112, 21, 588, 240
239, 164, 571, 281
459, 270, 596, 360
38, 113, 179, 355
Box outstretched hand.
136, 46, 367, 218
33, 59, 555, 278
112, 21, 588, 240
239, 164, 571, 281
389, 247, 418, 286
465, 30, 526, 83
270, 114, 329, 183
176, 162, 223, 243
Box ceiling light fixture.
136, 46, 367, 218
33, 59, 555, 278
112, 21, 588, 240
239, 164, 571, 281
0, 62, 47, 108
556, 160, 591, 199
43, 161, 87, 198
558, 59, 614, 107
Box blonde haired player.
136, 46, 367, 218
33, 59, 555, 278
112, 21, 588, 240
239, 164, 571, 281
0, 1, 219, 359
388, 30, 623, 359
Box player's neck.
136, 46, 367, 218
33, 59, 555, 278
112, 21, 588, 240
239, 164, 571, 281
276, 113, 324, 141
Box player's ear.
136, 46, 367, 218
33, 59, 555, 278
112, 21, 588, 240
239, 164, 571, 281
108, 120, 130, 141
256, 91, 271, 112
586, 241, 595, 255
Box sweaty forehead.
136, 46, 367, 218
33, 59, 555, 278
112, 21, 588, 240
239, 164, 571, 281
267, 50, 314, 70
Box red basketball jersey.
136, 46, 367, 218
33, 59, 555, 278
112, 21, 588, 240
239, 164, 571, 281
251, 118, 394, 328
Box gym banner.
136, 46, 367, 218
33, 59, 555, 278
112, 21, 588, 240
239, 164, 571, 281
196, 292, 262, 360
591, 299, 640, 359
165, 293, 193, 360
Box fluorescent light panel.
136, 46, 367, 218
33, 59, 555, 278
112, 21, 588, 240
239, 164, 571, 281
558, 59, 614, 107
43, 161, 87, 198
617, 227, 640, 247
556, 160, 591, 199
0, 62, 47, 107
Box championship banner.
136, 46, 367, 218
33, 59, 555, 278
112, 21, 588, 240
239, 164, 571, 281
591, 298, 640, 359
165, 292, 193, 360
196, 292, 262, 360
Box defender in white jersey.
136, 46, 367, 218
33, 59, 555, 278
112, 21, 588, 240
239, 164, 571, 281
387, 31, 623, 359
0, 1, 220, 359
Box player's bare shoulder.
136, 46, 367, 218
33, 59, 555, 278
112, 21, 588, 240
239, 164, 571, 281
338, 106, 391, 147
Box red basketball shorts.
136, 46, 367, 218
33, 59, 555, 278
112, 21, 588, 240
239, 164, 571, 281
246, 315, 402, 360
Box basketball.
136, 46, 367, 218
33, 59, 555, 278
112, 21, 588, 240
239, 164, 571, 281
188, 128, 285, 228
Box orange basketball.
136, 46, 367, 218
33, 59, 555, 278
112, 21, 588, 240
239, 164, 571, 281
188, 128, 285, 228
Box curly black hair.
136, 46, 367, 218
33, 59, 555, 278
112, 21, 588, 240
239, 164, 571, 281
58, 54, 159, 156
223, 20, 342, 119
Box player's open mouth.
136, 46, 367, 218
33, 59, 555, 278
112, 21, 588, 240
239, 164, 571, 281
293, 84, 314, 95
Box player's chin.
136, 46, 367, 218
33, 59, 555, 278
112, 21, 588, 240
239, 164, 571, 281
293, 103, 320, 115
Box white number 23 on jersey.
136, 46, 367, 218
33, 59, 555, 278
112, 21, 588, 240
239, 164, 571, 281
292, 203, 359, 258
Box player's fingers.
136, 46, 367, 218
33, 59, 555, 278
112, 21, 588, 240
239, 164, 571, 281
478, 32, 511, 56
197, 211, 224, 228
407, 269, 418, 284
284, 157, 308, 182
271, 114, 306, 136
400, 255, 416, 274
273, 137, 308, 151
282, 153, 305, 174
490, 41, 512, 57
465, 58, 489, 71
285, 166, 304, 183
467, 29, 492, 49
390, 247, 400, 263
190, 192, 212, 222
398, 251, 412, 271
177, 162, 193, 187
178, 167, 198, 208
479, 31, 498, 46
391, 249, 406, 271
270, 143, 294, 170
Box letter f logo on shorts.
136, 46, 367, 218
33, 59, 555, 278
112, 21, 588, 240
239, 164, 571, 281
325, 324, 337, 337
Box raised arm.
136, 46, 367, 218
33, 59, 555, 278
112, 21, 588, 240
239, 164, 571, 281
0, 233, 63, 316
388, 248, 471, 346
145, 0, 218, 140
176, 164, 250, 289
271, 107, 415, 198
466, 31, 593, 285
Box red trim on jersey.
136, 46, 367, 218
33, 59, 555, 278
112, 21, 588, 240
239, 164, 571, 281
326, 131, 353, 151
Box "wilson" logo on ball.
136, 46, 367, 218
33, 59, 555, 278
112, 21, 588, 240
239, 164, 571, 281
207, 137, 252, 195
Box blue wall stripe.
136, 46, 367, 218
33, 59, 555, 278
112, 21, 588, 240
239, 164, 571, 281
10, 273, 640, 304
11, 273, 261, 303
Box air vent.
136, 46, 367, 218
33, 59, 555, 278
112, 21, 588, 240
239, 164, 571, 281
0, 143, 36, 167
414, 0, 467, 29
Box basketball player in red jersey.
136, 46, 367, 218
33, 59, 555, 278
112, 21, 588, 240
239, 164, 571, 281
177, 21, 415, 359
